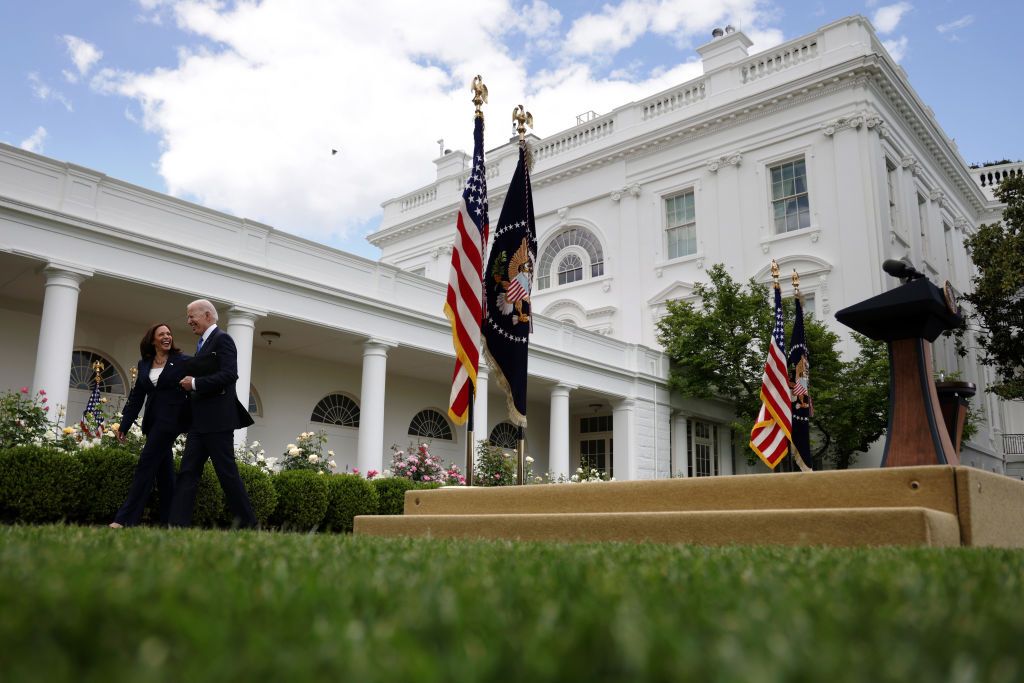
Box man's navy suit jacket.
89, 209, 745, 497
187, 327, 254, 434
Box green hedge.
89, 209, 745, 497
371, 478, 441, 516
270, 470, 329, 531
323, 473, 378, 533
0, 445, 451, 531
73, 447, 140, 524
0, 446, 83, 523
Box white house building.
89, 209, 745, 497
1, 14, 1019, 479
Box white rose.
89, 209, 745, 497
328, 450, 335, 457
329, 460, 337, 469
286, 444, 296, 450
308, 454, 319, 463
288, 447, 300, 456
251, 441, 260, 447
525, 456, 534, 463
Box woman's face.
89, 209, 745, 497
154, 326, 173, 354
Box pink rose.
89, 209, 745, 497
38, 389, 46, 396
352, 468, 360, 475
43, 406, 50, 412
41, 397, 48, 404
20, 387, 28, 394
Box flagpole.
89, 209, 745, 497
517, 427, 526, 486
466, 385, 475, 485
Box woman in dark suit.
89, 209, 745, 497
109, 323, 191, 528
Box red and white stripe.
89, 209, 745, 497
444, 197, 487, 424
749, 311, 792, 468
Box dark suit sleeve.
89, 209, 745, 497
119, 360, 147, 433
194, 332, 239, 396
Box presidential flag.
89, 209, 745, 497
483, 143, 536, 427
789, 294, 813, 471
749, 285, 792, 468
443, 116, 489, 425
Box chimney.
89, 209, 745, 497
697, 27, 753, 72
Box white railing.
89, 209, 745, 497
971, 161, 1024, 201
741, 39, 818, 83
400, 187, 437, 212
533, 116, 615, 162
640, 80, 706, 120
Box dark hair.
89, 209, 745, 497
140, 323, 182, 360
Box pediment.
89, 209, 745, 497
647, 280, 697, 306
752, 255, 832, 284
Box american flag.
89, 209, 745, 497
750, 286, 792, 468
443, 115, 489, 425
83, 378, 105, 425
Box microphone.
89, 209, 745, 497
882, 258, 925, 282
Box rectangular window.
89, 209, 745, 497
885, 158, 898, 230
580, 415, 612, 433
770, 158, 811, 233
690, 419, 719, 477
918, 193, 930, 259
665, 189, 697, 259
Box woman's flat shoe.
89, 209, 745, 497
108, 522, 124, 529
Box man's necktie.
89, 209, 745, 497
196, 336, 204, 354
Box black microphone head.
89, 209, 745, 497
882, 259, 909, 278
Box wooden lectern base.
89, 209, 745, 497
883, 338, 958, 467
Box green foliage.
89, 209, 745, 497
656, 263, 886, 467
270, 470, 329, 531
3, 526, 1024, 682
371, 476, 417, 515
474, 440, 516, 486
190, 461, 226, 528
219, 463, 278, 528
0, 446, 83, 523
0, 388, 52, 449
963, 174, 1024, 400
72, 446, 139, 524
323, 473, 379, 533
812, 334, 889, 469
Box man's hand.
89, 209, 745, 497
116, 431, 126, 443
180, 376, 194, 391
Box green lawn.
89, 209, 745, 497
1, 525, 1022, 682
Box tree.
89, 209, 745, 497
963, 174, 1024, 400
656, 264, 889, 469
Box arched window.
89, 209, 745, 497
408, 409, 453, 440
488, 422, 519, 449
69, 350, 126, 395
248, 384, 262, 418
310, 393, 360, 427
537, 227, 604, 290
557, 253, 583, 285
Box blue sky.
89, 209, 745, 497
2, 0, 1021, 259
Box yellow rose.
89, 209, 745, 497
62, 427, 75, 435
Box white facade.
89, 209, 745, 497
1, 14, 1018, 479
371, 15, 1020, 474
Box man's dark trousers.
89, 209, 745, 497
170, 430, 257, 527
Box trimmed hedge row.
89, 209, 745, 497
0, 445, 434, 531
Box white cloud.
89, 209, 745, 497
62, 35, 103, 82
28, 72, 73, 111
20, 126, 48, 153
883, 36, 909, 62
872, 2, 912, 34
563, 0, 774, 57
98, 0, 777, 243
937, 15, 973, 34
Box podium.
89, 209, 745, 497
835, 275, 963, 467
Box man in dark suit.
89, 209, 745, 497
169, 299, 258, 528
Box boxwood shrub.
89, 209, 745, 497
323, 473, 378, 533
371, 477, 418, 516
73, 446, 140, 524
218, 463, 277, 528
0, 446, 83, 523
270, 470, 329, 531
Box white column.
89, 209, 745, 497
32, 264, 92, 426
672, 413, 689, 477
548, 383, 574, 480
226, 306, 264, 447
358, 339, 396, 475
472, 361, 489, 449
613, 398, 636, 480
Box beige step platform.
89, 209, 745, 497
353, 466, 1024, 548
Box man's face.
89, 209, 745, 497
186, 305, 211, 336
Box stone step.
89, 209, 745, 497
354, 507, 961, 548
403, 466, 962, 516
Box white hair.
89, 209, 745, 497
188, 298, 219, 322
